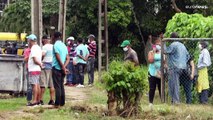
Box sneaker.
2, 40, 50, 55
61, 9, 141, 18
26, 102, 31, 106
39, 100, 44, 105
76, 84, 81, 88
76, 84, 85, 88
88, 84, 93, 87
64, 82, 69, 86
149, 103, 153, 110
48, 100, 55, 105
27, 102, 38, 106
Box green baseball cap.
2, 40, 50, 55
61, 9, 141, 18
120, 40, 130, 47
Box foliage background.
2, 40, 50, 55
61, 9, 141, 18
0, 0, 212, 63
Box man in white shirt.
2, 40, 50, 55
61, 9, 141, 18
39, 35, 55, 105
27, 34, 42, 106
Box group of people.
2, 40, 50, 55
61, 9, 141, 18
64, 34, 96, 87
0, 41, 18, 54
145, 32, 211, 107
24, 32, 96, 107
23, 30, 211, 107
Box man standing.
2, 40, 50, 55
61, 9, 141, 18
27, 34, 42, 106
23, 43, 32, 106
120, 40, 139, 66
52, 32, 70, 107
75, 38, 89, 88
164, 32, 189, 104
39, 35, 55, 105
65, 36, 77, 86
87, 34, 96, 86
120, 39, 140, 111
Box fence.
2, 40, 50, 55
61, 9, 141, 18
161, 38, 213, 104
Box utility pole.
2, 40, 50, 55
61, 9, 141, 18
31, 0, 42, 45
58, 0, 67, 42
98, 0, 108, 81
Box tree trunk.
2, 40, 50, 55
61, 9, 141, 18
107, 91, 117, 116
171, 0, 182, 13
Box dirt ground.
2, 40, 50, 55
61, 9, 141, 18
0, 86, 90, 120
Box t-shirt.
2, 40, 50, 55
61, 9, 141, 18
52, 40, 68, 70
124, 48, 139, 65
88, 41, 96, 58
28, 44, 42, 72
68, 44, 77, 62
76, 44, 89, 64
23, 48, 31, 69
42, 44, 53, 63
148, 53, 161, 77
42, 44, 53, 69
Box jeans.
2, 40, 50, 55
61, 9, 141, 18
87, 57, 95, 85
66, 62, 76, 84
52, 67, 65, 106
148, 74, 161, 103
199, 89, 208, 104
180, 70, 192, 104
26, 70, 32, 101
168, 68, 186, 103
76, 63, 86, 85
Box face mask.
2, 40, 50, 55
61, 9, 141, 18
67, 41, 71, 45
123, 47, 128, 52
88, 39, 90, 43
198, 44, 202, 50
156, 45, 161, 51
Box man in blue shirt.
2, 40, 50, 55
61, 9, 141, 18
52, 32, 70, 107
75, 38, 89, 88
164, 32, 189, 104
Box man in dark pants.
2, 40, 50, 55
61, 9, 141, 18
23, 44, 32, 105
52, 32, 70, 107
75, 38, 89, 88
164, 32, 189, 104
87, 34, 96, 86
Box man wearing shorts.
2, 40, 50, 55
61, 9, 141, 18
27, 34, 42, 106
39, 35, 55, 105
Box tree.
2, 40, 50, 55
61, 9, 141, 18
0, 0, 31, 32
0, 0, 59, 33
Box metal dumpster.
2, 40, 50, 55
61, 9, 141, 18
0, 54, 27, 94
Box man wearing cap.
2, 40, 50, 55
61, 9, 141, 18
120, 40, 139, 66
39, 35, 55, 105
87, 34, 96, 86
27, 34, 43, 106
52, 32, 70, 107
65, 36, 77, 86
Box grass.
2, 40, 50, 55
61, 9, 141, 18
0, 71, 213, 119
0, 87, 55, 112
0, 96, 26, 111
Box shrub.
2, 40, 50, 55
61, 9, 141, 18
102, 60, 148, 117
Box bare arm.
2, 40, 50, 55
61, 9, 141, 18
148, 51, 154, 63
64, 54, 70, 68
33, 57, 42, 68
55, 53, 70, 74
56, 53, 65, 69
190, 60, 195, 80
24, 56, 29, 62
77, 54, 85, 60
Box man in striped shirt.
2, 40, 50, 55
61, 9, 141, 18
87, 34, 96, 86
